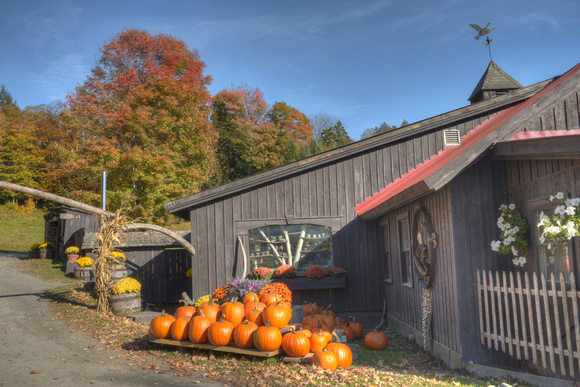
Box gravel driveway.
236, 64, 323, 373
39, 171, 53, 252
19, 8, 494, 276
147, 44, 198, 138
0, 253, 223, 386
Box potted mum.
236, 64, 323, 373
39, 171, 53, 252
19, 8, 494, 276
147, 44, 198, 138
110, 277, 142, 316
28, 244, 41, 259
110, 250, 129, 283
64, 246, 80, 262
38, 241, 54, 260
74, 257, 94, 281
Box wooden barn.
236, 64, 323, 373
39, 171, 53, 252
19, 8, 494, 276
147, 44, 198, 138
165, 61, 580, 381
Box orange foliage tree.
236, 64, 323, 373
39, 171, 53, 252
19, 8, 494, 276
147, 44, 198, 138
64, 29, 217, 223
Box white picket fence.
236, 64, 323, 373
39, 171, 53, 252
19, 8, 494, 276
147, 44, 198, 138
477, 270, 580, 379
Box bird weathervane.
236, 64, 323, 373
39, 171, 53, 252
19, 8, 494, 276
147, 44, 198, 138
470, 22, 496, 61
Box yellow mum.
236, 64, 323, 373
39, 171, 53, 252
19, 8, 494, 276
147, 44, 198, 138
112, 251, 126, 261
76, 257, 92, 267
194, 295, 210, 308
111, 277, 141, 295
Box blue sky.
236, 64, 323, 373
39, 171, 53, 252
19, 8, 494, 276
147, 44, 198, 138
1, 0, 578, 140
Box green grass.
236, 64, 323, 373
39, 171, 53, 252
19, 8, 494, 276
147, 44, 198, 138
0, 209, 45, 253
23, 257, 78, 284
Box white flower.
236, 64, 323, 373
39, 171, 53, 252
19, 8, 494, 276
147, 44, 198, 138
550, 195, 555, 202
509, 203, 515, 210
518, 257, 527, 267
554, 205, 566, 216
499, 204, 508, 211
556, 192, 565, 200
511, 245, 518, 256
512, 257, 519, 265
565, 206, 576, 216
539, 235, 545, 244
548, 256, 555, 265
491, 240, 501, 252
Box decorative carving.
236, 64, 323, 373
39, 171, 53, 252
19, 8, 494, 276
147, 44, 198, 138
412, 203, 437, 289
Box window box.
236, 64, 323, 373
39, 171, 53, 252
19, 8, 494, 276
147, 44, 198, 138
266, 276, 346, 291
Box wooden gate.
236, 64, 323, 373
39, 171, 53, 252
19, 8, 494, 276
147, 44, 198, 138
477, 270, 580, 380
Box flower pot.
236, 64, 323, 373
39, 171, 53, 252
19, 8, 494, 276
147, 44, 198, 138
39, 249, 54, 260
74, 266, 94, 281
67, 254, 80, 262
111, 264, 128, 283
110, 292, 141, 316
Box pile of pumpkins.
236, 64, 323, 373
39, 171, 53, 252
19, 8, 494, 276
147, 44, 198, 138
149, 296, 387, 371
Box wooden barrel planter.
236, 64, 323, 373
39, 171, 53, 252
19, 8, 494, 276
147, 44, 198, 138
28, 250, 40, 259
110, 292, 141, 316
111, 264, 128, 283
74, 266, 94, 281
39, 249, 54, 260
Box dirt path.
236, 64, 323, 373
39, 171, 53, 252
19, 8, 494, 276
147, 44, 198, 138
0, 253, 223, 386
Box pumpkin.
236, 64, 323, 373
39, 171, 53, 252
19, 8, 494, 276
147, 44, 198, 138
325, 333, 352, 367
260, 291, 278, 306
298, 327, 312, 338
338, 324, 356, 342
348, 316, 364, 340
311, 320, 332, 335
170, 317, 190, 341
189, 310, 212, 343
245, 307, 264, 326
149, 312, 176, 339
233, 320, 258, 349
321, 304, 336, 320
302, 310, 325, 330
221, 299, 245, 327
365, 329, 389, 350
243, 292, 260, 304
208, 315, 234, 346
262, 301, 292, 329
174, 306, 196, 320
312, 348, 338, 371
282, 328, 310, 357
200, 299, 222, 323
244, 301, 266, 316
303, 301, 320, 316
310, 330, 331, 353
253, 320, 282, 351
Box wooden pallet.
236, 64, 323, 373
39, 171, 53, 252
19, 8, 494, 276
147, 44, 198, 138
149, 337, 283, 357
149, 324, 303, 358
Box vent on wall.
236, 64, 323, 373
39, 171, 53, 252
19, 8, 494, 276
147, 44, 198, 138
444, 129, 460, 146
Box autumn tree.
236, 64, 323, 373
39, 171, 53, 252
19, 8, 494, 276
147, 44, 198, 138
65, 29, 217, 223
211, 85, 278, 183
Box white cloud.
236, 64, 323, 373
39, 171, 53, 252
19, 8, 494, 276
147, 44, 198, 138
517, 13, 560, 30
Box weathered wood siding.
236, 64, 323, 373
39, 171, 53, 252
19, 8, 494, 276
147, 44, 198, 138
127, 248, 192, 304
378, 185, 461, 354
188, 110, 500, 314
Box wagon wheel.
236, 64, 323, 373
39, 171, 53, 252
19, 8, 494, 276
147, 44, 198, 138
412, 203, 438, 289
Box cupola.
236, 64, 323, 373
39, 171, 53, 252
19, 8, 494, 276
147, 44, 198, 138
468, 61, 523, 104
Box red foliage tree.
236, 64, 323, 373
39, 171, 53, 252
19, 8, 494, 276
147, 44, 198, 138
65, 29, 217, 223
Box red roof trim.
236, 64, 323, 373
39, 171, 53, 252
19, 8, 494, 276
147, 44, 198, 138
354, 63, 580, 218
507, 129, 580, 141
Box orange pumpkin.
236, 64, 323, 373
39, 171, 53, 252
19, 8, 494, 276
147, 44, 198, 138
365, 329, 389, 350
325, 333, 352, 367
244, 301, 266, 316
208, 315, 234, 346
243, 292, 260, 304
245, 307, 264, 326
282, 329, 310, 357
200, 299, 221, 323
189, 310, 212, 343
298, 327, 312, 338
260, 291, 278, 306
312, 348, 338, 371
233, 320, 258, 349
338, 324, 356, 342
221, 299, 245, 327
170, 317, 191, 341
149, 313, 176, 339
174, 306, 196, 320
303, 301, 320, 316
253, 320, 282, 351
310, 331, 330, 353
262, 301, 292, 329
348, 317, 364, 340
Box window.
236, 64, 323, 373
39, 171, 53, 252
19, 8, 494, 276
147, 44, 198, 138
398, 214, 413, 287
381, 219, 392, 283
248, 224, 332, 275
535, 207, 570, 280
